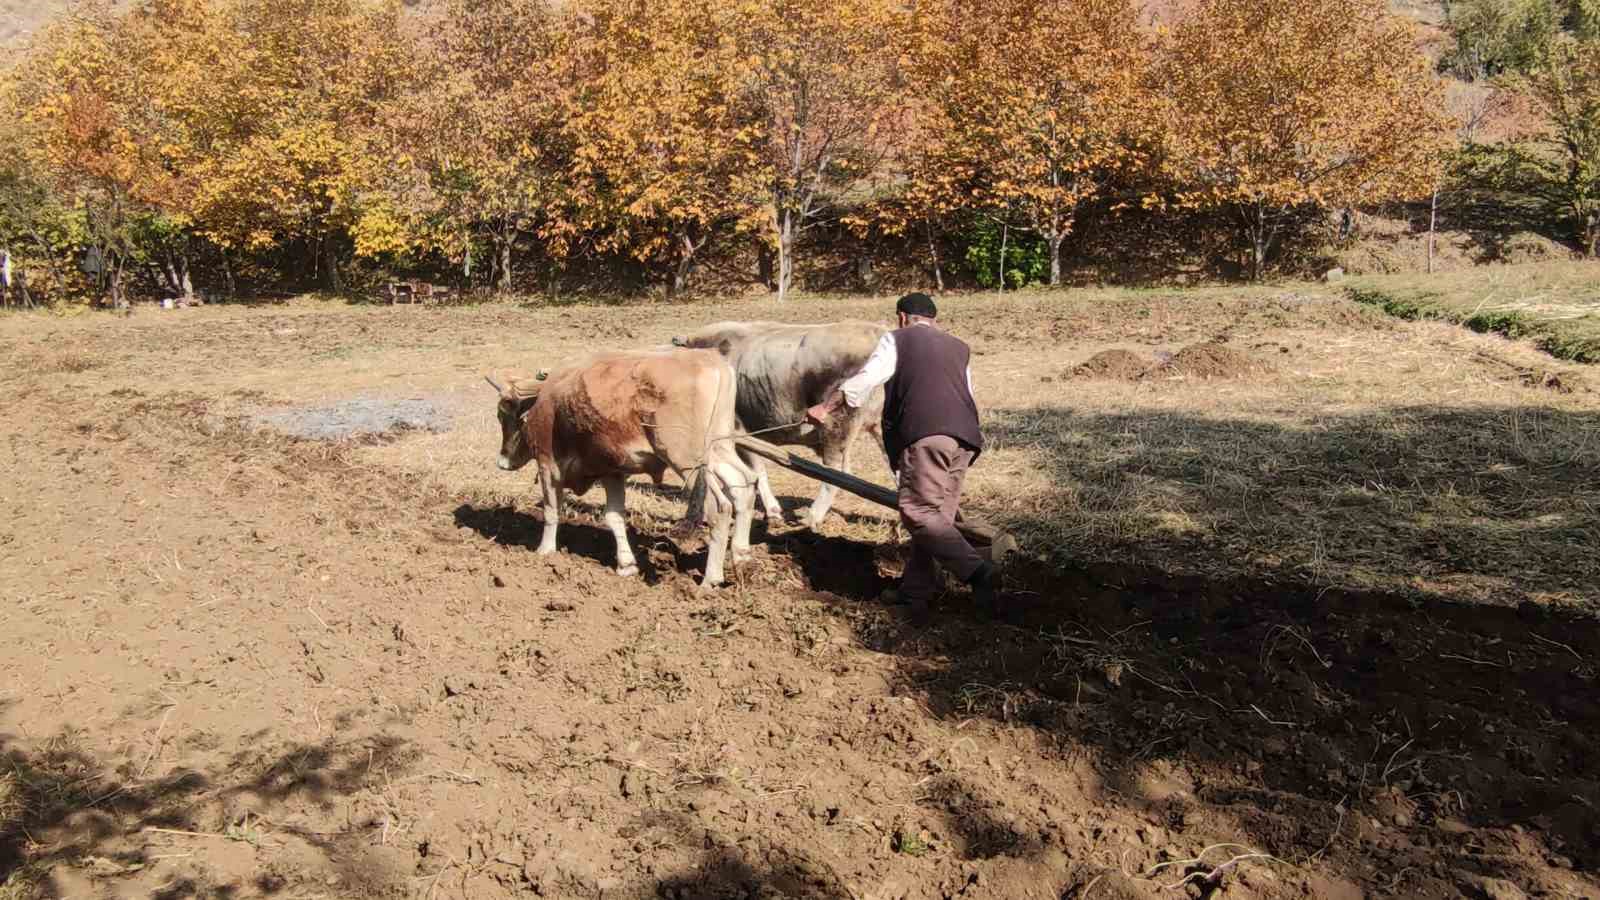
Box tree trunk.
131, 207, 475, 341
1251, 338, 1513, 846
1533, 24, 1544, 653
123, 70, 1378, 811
757, 242, 776, 291
1246, 203, 1269, 282
670, 229, 703, 297
109, 254, 128, 309
162, 253, 183, 297
495, 232, 513, 293
997, 221, 1008, 294
1048, 229, 1066, 287
1428, 190, 1439, 274
1586, 210, 1600, 258
222, 248, 236, 298
29, 228, 64, 298
925, 219, 944, 292
17, 270, 32, 309
321, 242, 342, 292
776, 207, 796, 302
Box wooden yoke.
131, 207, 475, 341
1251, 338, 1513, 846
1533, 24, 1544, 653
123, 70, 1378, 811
731, 434, 1019, 566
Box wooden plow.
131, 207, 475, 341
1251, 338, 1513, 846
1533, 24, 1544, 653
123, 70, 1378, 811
731, 434, 1020, 566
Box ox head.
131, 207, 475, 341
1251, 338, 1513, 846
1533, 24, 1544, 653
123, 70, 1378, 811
485, 370, 545, 472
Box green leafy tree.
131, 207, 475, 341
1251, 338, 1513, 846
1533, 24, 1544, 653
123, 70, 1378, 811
1522, 35, 1600, 254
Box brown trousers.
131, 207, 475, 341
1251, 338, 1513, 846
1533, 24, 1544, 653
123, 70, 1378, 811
897, 435, 984, 602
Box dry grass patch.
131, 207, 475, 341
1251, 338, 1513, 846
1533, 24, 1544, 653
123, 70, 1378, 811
1348, 260, 1600, 363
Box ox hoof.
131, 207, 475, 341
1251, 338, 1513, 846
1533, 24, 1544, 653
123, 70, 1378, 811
536, 546, 558, 557
617, 564, 640, 578
763, 506, 784, 522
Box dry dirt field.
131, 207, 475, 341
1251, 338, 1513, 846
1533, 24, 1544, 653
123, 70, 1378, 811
3, 275, 1599, 900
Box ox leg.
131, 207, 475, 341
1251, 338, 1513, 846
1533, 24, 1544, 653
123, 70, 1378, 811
537, 473, 562, 555
700, 459, 755, 588
701, 474, 733, 588
804, 430, 856, 529
739, 447, 785, 522
602, 475, 639, 577
727, 460, 756, 562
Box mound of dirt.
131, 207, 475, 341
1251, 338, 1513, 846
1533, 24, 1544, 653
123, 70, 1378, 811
1069, 349, 1149, 381
1146, 341, 1273, 379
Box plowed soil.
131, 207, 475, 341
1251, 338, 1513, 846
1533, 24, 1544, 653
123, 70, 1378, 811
1068, 349, 1149, 381
1145, 342, 1273, 379
2, 288, 1598, 900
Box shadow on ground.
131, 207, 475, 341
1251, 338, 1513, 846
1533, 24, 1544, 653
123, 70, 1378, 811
0, 725, 414, 898
982, 402, 1600, 604
769, 402, 1600, 897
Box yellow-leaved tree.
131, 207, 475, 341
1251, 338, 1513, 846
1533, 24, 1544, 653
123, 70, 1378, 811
1162, 0, 1451, 278
177, 0, 410, 291
21, 0, 164, 306
906, 0, 1153, 286
568, 0, 764, 295
363, 0, 575, 291
732, 0, 909, 301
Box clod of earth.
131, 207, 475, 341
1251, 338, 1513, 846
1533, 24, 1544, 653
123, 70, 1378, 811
1069, 348, 1150, 381
1145, 341, 1274, 379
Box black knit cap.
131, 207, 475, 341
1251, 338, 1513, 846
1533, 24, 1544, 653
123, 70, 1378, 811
896, 292, 938, 319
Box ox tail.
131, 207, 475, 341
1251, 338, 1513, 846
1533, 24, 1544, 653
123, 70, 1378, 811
683, 467, 715, 530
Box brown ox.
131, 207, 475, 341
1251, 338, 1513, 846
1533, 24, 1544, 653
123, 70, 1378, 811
670, 320, 888, 529
487, 349, 756, 588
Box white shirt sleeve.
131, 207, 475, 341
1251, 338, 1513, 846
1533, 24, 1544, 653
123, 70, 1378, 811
840, 333, 897, 409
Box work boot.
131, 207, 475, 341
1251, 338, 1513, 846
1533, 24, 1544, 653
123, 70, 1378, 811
967, 563, 1013, 623
881, 586, 931, 624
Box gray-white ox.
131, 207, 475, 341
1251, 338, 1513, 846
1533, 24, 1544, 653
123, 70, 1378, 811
671, 320, 888, 528
486, 348, 757, 589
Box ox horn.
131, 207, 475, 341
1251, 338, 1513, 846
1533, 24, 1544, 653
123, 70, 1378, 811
670, 335, 687, 347
484, 374, 511, 398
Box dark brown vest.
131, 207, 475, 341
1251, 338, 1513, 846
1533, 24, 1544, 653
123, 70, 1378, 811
882, 323, 982, 469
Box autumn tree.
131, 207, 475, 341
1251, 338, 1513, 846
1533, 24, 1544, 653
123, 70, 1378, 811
21, 1, 167, 306
362, 0, 574, 291
1162, 0, 1451, 279
733, 0, 908, 301
905, 0, 1151, 287
568, 0, 764, 295
0, 63, 73, 306
169, 0, 410, 291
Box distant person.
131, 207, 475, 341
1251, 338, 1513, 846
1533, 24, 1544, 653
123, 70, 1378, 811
807, 292, 1000, 621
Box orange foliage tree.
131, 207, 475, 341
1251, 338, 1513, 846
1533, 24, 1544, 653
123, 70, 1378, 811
21, 1, 166, 306
164, 0, 410, 291
568, 0, 764, 295
732, 0, 909, 300
905, 0, 1153, 286
1161, 0, 1452, 278
363, 0, 575, 291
